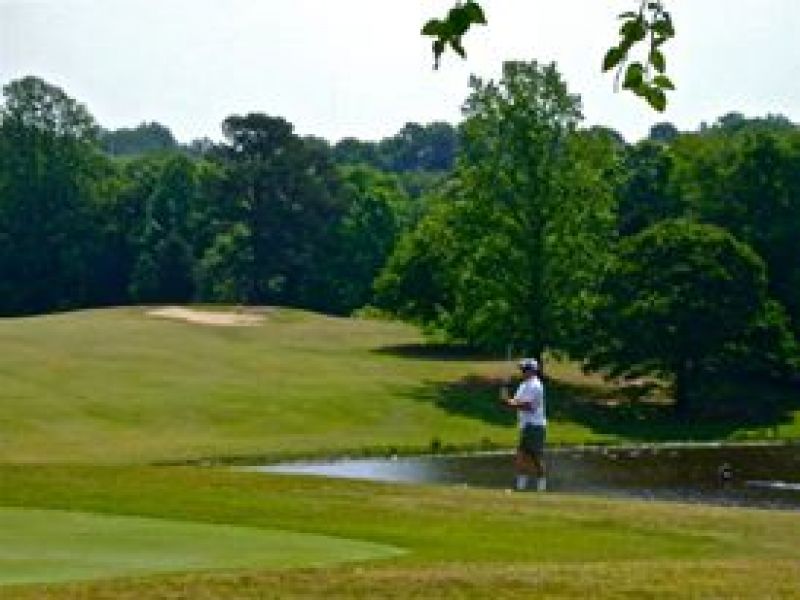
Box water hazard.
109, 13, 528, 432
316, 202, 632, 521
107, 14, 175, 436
250, 443, 800, 510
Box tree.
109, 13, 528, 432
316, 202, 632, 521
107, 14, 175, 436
695, 113, 796, 136
545, 128, 623, 357
128, 154, 198, 302
587, 220, 794, 416
1, 76, 98, 139
423, 1, 676, 111
100, 122, 177, 156
333, 137, 381, 167
586, 125, 627, 149
326, 166, 407, 313
648, 122, 679, 143
129, 233, 194, 302
374, 180, 465, 327
0, 76, 103, 315
378, 61, 620, 357
617, 140, 680, 236
379, 121, 458, 172
449, 61, 618, 356
333, 122, 458, 173
195, 223, 255, 303
97, 153, 179, 306
210, 113, 345, 309
670, 129, 800, 339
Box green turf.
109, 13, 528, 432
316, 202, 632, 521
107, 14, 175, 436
3, 308, 800, 597
0, 307, 516, 463
3, 466, 800, 597
0, 505, 403, 587
2, 307, 797, 464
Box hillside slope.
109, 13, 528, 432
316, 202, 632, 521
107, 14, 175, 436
0, 307, 526, 463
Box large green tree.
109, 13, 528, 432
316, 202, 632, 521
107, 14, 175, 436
0, 76, 103, 315
587, 220, 796, 416
207, 113, 345, 310
378, 61, 620, 357
670, 129, 800, 338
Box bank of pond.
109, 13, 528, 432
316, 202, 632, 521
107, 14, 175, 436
249, 442, 800, 511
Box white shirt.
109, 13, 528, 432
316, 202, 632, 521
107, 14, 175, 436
514, 377, 546, 428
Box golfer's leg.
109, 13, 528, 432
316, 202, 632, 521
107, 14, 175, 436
514, 450, 531, 490
531, 454, 545, 479
532, 426, 547, 490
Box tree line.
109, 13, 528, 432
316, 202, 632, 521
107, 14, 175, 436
1, 69, 798, 414
0, 76, 454, 318
373, 62, 799, 414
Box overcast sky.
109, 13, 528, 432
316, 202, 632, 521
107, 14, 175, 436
1, 0, 798, 143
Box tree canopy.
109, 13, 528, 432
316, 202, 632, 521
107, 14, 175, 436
377, 61, 620, 359
1, 72, 797, 419
101, 122, 177, 156
0, 76, 104, 314
586, 220, 796, 415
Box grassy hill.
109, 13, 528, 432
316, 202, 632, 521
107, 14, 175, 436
4, 307, 800, 598
2, 307, 798, 464
0, 307, 520, 463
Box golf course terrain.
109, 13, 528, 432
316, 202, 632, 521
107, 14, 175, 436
2, 307, 800, 598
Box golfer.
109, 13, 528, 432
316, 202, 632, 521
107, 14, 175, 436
502, 358, 547, 491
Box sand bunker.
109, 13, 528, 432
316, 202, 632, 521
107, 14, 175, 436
147, 306, 265, 327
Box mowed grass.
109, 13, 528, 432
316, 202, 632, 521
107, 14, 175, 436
4, 308, 800, 597
0, 307, 518, 463
3, 466, 800, 598
3, 307, 798, 465
0, 506, 402, 587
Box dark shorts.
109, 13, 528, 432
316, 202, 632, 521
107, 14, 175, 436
518, 424, 546, 458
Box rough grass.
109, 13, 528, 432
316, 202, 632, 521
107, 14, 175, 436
2, 307, 798, 464
15, 561, 800, 600
3, 466, 800, 598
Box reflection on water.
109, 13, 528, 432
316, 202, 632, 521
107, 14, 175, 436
249, 443, 800, 510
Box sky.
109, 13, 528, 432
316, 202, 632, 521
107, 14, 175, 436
1, 0, 799, 144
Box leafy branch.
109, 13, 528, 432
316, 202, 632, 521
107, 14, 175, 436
602, 0, 676, 111
421, 1, 487, 69
422, 1, 676, 111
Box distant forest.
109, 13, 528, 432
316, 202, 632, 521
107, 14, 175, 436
1, 64, 798, 413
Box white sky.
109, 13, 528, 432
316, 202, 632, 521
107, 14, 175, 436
1, 1, 798, 143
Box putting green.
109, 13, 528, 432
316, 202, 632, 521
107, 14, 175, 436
0, 507, 404, 586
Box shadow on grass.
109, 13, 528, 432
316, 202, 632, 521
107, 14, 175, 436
408, 373, 800, 443
372, 343, 499, 362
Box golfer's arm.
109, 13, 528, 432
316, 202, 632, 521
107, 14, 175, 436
508, 398, 534, 410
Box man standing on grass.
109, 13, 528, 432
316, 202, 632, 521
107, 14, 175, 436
502, 358, 547, 491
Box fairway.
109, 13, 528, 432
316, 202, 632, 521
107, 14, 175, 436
0, 506, 403, 586
0, 307, 521, 463
2, 307, 797, 465
4, 466, 800, 598
3, 309, 800, 598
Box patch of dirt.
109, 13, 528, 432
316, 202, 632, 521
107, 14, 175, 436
146, 306, 266, 327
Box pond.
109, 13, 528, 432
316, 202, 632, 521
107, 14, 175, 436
248, 443, 800, 510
